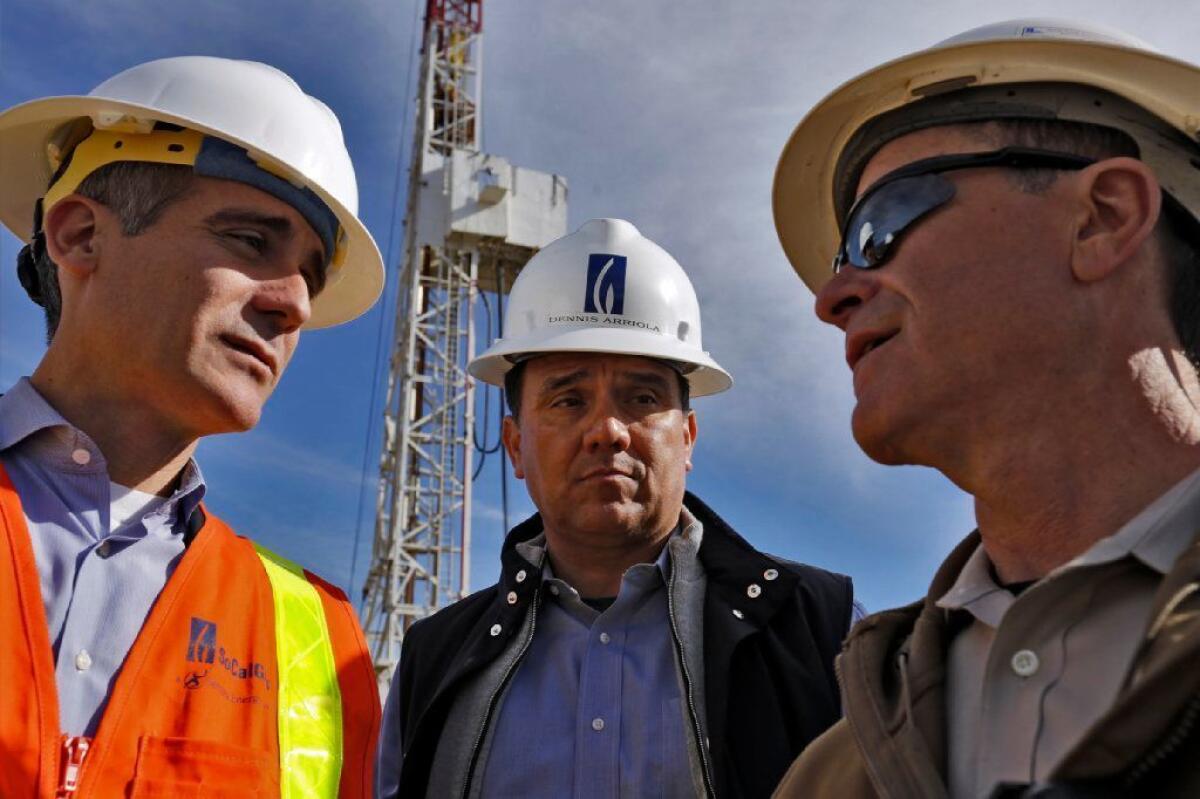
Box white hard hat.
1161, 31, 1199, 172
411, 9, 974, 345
0, 56, 384, 328
469, 218, 732, 396
774, 19, 1200, 293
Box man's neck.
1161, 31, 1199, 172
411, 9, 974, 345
30, 366, 197, 497
964, 355, 1200, 583
542, 527, 673, 599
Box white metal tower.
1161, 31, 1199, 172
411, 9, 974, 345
360, 0, 567, 691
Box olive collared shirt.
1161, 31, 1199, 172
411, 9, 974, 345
938, 467, 1200, 798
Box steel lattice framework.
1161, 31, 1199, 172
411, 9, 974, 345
361, 0, 565, 694
360, 0, 484, 689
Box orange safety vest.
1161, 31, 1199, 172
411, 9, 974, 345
0, 465, 380, 798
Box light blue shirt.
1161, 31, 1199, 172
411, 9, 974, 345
479, 543, 693, 798
0, 378, 203, 736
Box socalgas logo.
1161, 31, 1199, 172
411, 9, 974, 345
182, 616, 272, 700
584, 253, 627, 315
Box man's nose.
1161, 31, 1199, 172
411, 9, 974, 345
252, 271, 312, 334
814, 268, 879, 330
582, 400, 632, 453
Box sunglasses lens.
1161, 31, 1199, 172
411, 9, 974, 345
837, 173, 956, 270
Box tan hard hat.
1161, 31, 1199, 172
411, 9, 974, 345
773, 19, 1200, 294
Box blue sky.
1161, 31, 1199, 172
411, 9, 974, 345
2, 0, 1198, 613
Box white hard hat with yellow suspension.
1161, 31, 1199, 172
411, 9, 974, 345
0, 55, 385, 328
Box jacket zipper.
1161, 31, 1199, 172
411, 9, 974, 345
460, 588, 542, 799
666, 570, 716, 798
1122, 690, 1200, 788
57, 735, 91, 797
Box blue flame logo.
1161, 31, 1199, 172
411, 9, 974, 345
584, 253, 627, 314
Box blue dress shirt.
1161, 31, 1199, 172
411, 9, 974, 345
478, 543, 694, 798
0, 378, 204, 736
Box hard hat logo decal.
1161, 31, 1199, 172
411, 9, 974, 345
584, 253, 627, 315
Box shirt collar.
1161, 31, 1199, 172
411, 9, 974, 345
1064, 466, 1200, 576
0, 377, 73, 452
0, 376, 207, 520
935, 542, 1012, 627
936, 466, 1200, 623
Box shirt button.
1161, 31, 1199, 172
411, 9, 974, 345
506, 591, 518, 605
74, 650, 92, 671
515, 570, 527, 583
763, 568, 779, 581
489, 624, 502, 637
549, 585, 560, 597
1011, 649, 1040, 677
71, 448, 91, 466
747, 583, 762, 598
599, 632, 611, 644
96, 541, 112, 558
591, 717, 605, 732
731, 608, 744, 620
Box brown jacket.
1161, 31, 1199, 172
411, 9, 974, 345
774, 532, 1200, 799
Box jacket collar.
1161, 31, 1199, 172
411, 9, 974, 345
838, 531, 981, 799
495, 491, 799, 629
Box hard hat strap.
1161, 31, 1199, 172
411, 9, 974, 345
834, 82, 1200, 229
39, 127, 345, 272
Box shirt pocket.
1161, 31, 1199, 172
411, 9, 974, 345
128, 735, 276, 798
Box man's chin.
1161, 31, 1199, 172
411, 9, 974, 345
193, 387, 268, 436
568, 500, 648, 538
851, 411, 913, 467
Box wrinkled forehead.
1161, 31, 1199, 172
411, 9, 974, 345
525, 352, 681, 386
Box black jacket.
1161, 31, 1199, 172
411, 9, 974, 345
387, 492, 853, 797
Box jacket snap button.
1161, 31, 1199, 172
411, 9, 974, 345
1011, 649, 1039, 677
747, 584, 762, 598
515, 570, 527, 583
490, 624, 502, 637
731, 608, 744, 619
506, 591, 518, 605
763, 568, 779, 581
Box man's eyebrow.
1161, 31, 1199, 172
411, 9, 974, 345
203, 208, 295, 234
622, 370, 672, 390
539, 369, 589, 395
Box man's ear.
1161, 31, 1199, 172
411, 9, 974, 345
501, 415, 525, 479
42, 196, 105, 281
684, 410, 697, 472
1070, 157, 1161, 284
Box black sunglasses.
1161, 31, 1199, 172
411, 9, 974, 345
832, 147, 1098, 273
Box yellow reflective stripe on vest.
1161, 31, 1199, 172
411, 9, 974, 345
254, 544, 344, 798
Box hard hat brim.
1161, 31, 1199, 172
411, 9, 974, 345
773, 38, 1200, 294
0, 95, 384, 329
469, 326, 733, 397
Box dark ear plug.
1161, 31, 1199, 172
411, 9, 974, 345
16, 237, 45, 307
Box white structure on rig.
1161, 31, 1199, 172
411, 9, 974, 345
360, 0, 567, 691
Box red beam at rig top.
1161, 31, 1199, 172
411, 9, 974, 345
425, 0, 482, 34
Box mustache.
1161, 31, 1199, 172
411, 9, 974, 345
576, 458, 644, 481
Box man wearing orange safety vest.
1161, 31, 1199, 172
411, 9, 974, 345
0, 57, 384, 797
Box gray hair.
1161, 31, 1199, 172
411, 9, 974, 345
30, 161, 194, 341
